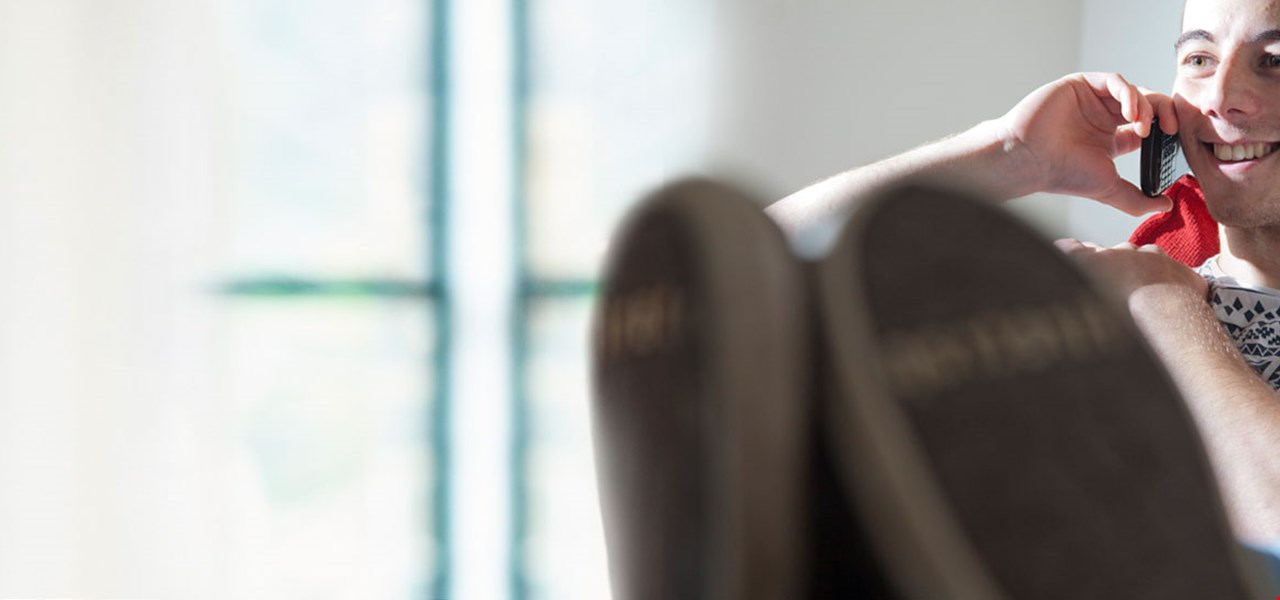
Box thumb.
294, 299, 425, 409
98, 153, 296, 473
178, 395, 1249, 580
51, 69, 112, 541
1092, 176, 1173, 216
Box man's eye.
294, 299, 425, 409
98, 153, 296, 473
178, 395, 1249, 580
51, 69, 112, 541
1265, 54, 1280, 68
1183, 55, 1213, 68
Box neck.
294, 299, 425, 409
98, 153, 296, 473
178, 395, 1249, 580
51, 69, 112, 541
1219, 225, 1280, 289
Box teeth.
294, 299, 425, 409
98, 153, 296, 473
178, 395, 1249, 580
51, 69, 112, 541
1215, 143, 1275, 161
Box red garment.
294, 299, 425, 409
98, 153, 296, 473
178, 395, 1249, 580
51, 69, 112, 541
1128, 175, 1220, 267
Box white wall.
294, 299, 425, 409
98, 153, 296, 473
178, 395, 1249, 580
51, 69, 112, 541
705, 0, 1188, 244
0, 0, 227, 595
707, 0, 1086, 233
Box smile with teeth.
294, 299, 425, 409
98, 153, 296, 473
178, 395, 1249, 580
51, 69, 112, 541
1210, 142, 1277, 162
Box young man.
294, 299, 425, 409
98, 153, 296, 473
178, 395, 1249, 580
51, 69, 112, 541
767, 0, 1280, 551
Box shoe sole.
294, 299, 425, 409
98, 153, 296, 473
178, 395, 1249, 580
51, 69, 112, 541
592, 179, 807, 600
815, 184, 1259, 599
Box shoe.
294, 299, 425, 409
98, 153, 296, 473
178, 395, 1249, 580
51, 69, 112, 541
591, 178, 809, 599
813, 183, 1263, 599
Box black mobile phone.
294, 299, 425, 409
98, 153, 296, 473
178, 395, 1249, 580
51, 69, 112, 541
1140, 116, 1184, 197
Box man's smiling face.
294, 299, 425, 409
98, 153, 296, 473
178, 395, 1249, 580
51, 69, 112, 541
1173, 0, 1280, 228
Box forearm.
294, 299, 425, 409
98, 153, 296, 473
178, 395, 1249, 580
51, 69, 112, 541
769, 72, 1176, 243
765, 119, 1036, 238
1130, 285, 1280, 544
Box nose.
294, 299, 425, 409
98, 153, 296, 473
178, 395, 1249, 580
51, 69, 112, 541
1200, 58, 1261, 119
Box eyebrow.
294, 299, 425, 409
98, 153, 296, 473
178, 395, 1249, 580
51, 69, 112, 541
1175, 29, 1280, 51
1255, 29, 1280, 43
1175, 29, 1213, 52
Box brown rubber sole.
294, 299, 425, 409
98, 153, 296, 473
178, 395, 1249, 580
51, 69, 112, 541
592, 179, 809, 600
815, 184, 1263, 599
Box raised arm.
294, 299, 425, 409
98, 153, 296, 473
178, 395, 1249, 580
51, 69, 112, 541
766, 72, 1179, 237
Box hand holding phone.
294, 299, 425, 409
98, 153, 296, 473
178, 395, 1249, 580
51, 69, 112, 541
1140, 117, 1185, 197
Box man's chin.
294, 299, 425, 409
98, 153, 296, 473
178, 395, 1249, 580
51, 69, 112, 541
1202, 191, 1280, 231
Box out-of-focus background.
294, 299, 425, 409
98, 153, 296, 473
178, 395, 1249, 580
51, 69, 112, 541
0, 0, 1180, 597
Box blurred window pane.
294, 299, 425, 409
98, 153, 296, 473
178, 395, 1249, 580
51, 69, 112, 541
221, 296, 435, 598
522, 296, 609, 600
519, 0, 717, 596
524, 0, 714, 280
519, 0, 716, 596
215, 1, 439, 595
220, 0, 431, 281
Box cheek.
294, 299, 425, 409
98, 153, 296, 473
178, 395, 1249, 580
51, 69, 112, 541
1171, 90, 1204, 125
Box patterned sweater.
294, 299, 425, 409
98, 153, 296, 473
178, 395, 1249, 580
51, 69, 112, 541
1199, 256, 1280, 390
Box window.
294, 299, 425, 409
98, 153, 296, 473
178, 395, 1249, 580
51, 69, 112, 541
0, 0, 713, 596
515, 0, 715, 597
216, 0, 444, 596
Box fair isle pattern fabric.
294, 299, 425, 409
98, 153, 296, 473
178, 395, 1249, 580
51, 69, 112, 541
1199, 256, 1280, 390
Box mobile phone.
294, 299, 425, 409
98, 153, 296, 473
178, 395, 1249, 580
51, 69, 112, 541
1140, 116, 1184, 197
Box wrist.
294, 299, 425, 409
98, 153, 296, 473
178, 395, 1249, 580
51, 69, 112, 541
947, 119, 1042, 200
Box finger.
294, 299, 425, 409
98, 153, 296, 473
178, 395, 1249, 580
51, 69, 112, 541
1111, 242, 1138, 250
1110, 75, 1155, 137
1080, 73, 1123, 107
1054, 238, 1092, 254
1157, 97, 1179, 134
1082, 241, 1106, 250
1138, 243, 1168, 256
1102, 73, 1140, 125
1115, 123, 1144, 155
1083, 72, 1147, 131
1137, 87, 1175, 138
1138, 88, 1181, 135
1098, 99, 1135, 130
1134, 91, 1154, 138
1093, 177, 1175, 216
